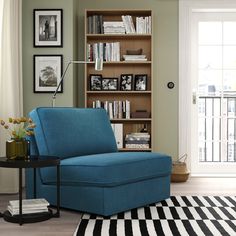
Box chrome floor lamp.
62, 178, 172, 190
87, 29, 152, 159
52, 58, 103, 107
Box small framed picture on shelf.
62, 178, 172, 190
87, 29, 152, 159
90, 74, 102, 90
34, 9, 63, 47
134, 74, 147, 91
34, 55, 63, 93
102, 78, 118, 91
120, 74, 133, 91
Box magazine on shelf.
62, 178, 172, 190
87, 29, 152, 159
7, 206, 49, 216
9, 198, 49, 208
8, 198, 49, 215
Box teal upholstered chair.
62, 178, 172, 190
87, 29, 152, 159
26, 107, 171, 216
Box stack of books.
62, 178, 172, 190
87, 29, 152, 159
123, 54, 147, 61
87, 15, 104, 34
136, 16, 152, 34
87, 42, 120, 62
92, 100, 131, 119
125, 132, 150, 149
103, 21, 126, 34
7, 198, 49, 216
121, 15, 136, 34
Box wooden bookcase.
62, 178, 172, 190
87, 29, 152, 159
84, 9, 153, 151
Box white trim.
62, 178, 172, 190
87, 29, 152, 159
179, 0, 193, 171
179, 0, 236, 176
192, 9, 236, 13
191, 174, 236, 178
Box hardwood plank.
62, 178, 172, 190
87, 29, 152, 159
0, 191, 80, 236
0, 177, 235, 235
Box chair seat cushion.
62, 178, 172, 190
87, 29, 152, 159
40, 152, 172, 187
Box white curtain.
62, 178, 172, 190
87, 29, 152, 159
0, 0, 23, 193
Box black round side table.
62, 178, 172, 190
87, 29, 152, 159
0, 155, 60, 225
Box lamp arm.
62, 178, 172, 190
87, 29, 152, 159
52, 61, 72, 107
51, 58, 103, 107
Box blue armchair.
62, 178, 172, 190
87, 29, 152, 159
26, 107, 171, 216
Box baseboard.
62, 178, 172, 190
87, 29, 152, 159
190, 174, 236, 178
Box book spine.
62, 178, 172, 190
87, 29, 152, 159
125, 100, 130, 119
128, 15, 136, 33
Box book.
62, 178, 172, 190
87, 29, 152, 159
103, 21, 125, 34
92, 99, 131, 119
121, 15, 136, 34
9, 198, 49, 208
7, 206, 49, 215
125, 100, 130, 119
125, 143, 150, 149
136, 16, 152, 34
111, 123, 123, 148
87, 15, 103, 34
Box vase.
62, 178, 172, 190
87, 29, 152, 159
6, 138, 29, 160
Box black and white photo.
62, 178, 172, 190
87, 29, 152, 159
134, 74, 147, 91
120, 74, 133, 91
34, 55, 63, 93
34, 9, 63, 47
102, 78, 118, 90
90, 74, 102, 90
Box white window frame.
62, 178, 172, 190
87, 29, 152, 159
179, 0, 236, 173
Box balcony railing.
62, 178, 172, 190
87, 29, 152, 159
198, 95, 236, 163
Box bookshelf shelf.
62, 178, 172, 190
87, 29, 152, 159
86, 34, 152, 39
119, 148, 152, 152
85, 9, 153, 151
111, 118, 152, 121
87, 61, 152, 65
87, 91, 151, 94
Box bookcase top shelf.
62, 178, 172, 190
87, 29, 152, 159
86, 9, 152, 16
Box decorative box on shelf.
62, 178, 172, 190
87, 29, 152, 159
131, 110, 151, 118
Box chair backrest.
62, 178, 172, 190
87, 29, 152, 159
29, 107, 118, 158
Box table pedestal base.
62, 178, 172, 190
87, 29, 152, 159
3, 209, 53, 224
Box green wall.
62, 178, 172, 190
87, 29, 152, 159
22, 0, 77, 115
22, 0, 178, 159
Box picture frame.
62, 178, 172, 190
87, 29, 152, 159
102, 78, 118, 91
90, 74, 102, 90
134, 74, 147, 91
120, 74, 133, 91
34, 9, 63, 47
34, 55, 63, 93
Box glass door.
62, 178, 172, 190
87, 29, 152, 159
191, 12, 236, 175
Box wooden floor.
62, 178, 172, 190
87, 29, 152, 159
0, 177, 235, 236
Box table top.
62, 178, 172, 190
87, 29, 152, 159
0, 156, 60, 168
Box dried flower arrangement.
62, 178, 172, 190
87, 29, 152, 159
0, 117, 36, 139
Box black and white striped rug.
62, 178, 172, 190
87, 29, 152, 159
74, 196, 236, 236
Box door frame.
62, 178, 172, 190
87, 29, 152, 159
179, 0, 236, 177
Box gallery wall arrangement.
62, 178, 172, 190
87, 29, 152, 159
33, 9, 63, 94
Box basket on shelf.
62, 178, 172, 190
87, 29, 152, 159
171, 154, 190, 182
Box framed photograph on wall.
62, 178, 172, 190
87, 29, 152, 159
90, 74, 102, 90
120, 74, 133, 91
34, 55, 63, 93
34, 9, 63, 47
102, 78, 118, 91
134, 74, 147, 91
